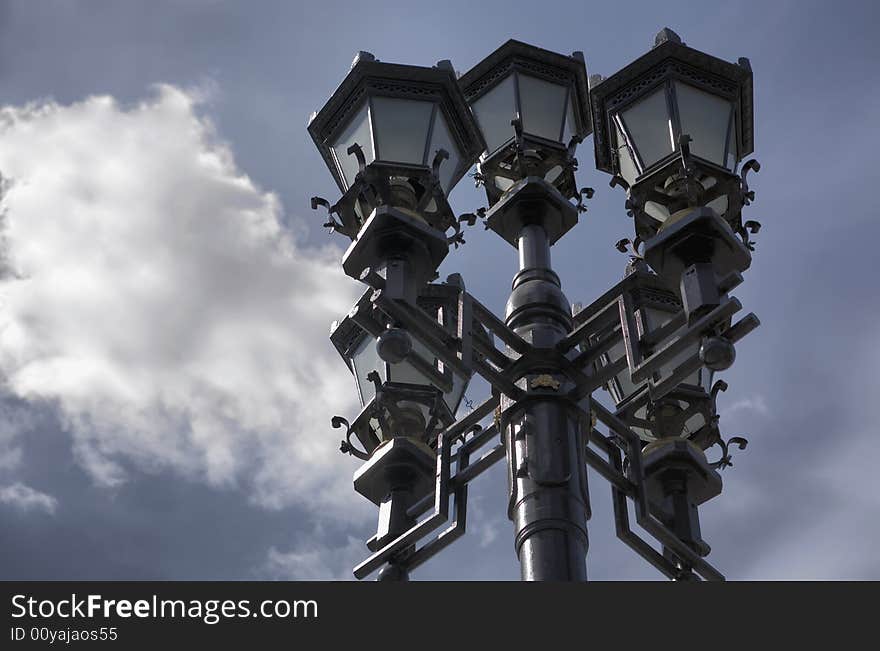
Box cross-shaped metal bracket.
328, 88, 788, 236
585, 398, 724, 581
352, 393, 505, 579
357, 269, 757, 579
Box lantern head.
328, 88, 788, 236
309, 52, 485, 239
329, 279, 473, 456
593, 261, 718, 448
459, 40, 592, 206
590, 28, 754, 245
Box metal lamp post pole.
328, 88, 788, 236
498, 185, 591, 581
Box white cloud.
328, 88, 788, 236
0, 481, 58, 514
722, 394, 769, 416
0, 86, 363, 514
262, 536, 366, 581
0, 397, 37, 471
466, 494, 503, 549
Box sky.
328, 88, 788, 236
0, 0, 877, 581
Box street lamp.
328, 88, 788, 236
588, 29, 762, 576
329, 279, 473, 457
310, 53, 485, 581
589, 27, 756, 245
459, 39, 592, 207
582, 256, 751, 578
328, 278, 478, 581
596, 260, 714, 441
458, 40, 596, 581
310, 31, 761, 582
591, 28, 761, 375
308, 52, 485, 240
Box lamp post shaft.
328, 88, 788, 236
503, 218, 590, 581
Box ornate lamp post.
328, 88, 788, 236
458, 39, 594, 581
309, 29, 761, 581
589, 258, 749, 577
589, 28, 761, 579
309, 53, 485, 580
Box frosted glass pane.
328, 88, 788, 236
561, 94, 577, 146
656, 336, 701, 387
675, 82, 733, 167
683, 411, 708, 437
351, 334, 383, 404
544, 165, 563, 183
605, 340, 641, 405
518, 74, 567, 142
726, 118, 737, 169
620, 87, 673, 169
494, 176, 515, 192
472, 75, 516, 154
633, 404, 653, 441
389, 337, 434, 386
447, 372, 467, 416
372, 97, 433, 165
427, 110, 461, 194
640, 306, 675, 335
332, 102, 374, 189
644, 200, 670, 224
614, 123, 639, 186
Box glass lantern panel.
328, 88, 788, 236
605, 340, 641, 405
644, 201, 671, 224
472, 74, 517, 155
518, 74, 568, 142
426, 109, 461, 194
700, 366, 714, 393
561, 94, 578, 146
726, 117, 737, 170
620, 87, 674, 170
369, 416, 384, 442
494, 176, 515, 192
632, 404, 654, 441
445, 371, 468, 416
371, 96, 434, 165
544, 165, 563, 183
387, 336, 435, 386
656, 337, 701, 388
350, 334, 384, 405
683, 411, 708, 438
639, 306, 677, 337
674, 81, 734, 169
332, 102, 375, 189
614, 122, 640, 187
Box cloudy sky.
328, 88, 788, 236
0, 0, 877, 581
